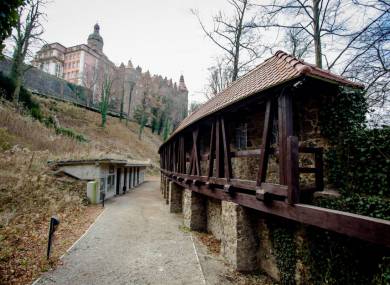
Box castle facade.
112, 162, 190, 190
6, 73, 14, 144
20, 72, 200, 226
32, 24, 188, 126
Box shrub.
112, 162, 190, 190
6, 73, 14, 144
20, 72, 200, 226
0, 71, 43, 120
0, 128, 14, 151
55, 127, 88, 143
318, 87, 390, 220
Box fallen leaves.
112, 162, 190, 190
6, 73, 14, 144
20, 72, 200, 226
0, 150, 103, 285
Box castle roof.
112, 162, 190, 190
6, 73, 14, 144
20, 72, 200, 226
179, 75, 187, 92
87, 23, 104, 52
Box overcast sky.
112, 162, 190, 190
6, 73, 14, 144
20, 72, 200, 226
31, 0, 238, 104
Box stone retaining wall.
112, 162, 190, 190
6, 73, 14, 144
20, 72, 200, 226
162, 179, 387, 284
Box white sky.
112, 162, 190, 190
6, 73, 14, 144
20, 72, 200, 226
34, 0, 235, 105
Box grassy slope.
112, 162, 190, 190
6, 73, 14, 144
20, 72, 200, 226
0, 96, 162, 284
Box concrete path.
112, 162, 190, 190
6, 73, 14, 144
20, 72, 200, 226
36, 180, 205, 285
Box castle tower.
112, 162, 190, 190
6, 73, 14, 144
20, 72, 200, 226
87, 23, 104, 52
178, 75, 188, 92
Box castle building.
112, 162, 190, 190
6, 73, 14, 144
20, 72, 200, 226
32, 24, 188, 125
32, 24, 116, 102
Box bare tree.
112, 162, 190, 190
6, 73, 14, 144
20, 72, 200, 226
284, 28, 311, 59
10, 0, 46, 103
192, 0, 262, 82
340, 1, 389, 112
81, 59, 102, 104
205, 57, 231, 99
253, 0, 388, 68
253, 0, 389, 119
189, 101, 202, 114
100, 68, 116, 128
134, 74, 153, 140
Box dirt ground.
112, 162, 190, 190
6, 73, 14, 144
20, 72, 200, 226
0, 97, 163, 284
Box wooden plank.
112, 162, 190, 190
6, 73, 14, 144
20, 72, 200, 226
181, 137, 185, 173
299, 167, 317, 173
299, 146, 322, 153
215, 118, 223, 177
221, 117, 232, 180
172, 141, 177, 173
278, 94, 286, 184
261, 182, 288, 196
168, 176, 390, 248
278, 92, 294, 185
287, 136, 299, 204
177, 138, 181, 173
201, 147, 321, 161
257, 100, 274, 186
188, 144, 194, 175
315, 148, 324, 191
233, 149, 262, 157
208, 122, 215, 178
193, 128, 201, 176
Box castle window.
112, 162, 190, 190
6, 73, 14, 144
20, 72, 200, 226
235, 123, 247, 150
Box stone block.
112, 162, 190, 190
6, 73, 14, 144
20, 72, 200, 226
207, 198, 223, 240
169, 182, 183, 213
221, 201, 257, 272
183, 189, 206, 231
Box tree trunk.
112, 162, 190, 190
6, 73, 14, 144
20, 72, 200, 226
13, 76, 21, 104
313, 0, 322, 68
232, 52, 239, 82
101, 109, 107, 128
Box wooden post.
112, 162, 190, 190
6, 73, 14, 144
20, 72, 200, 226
180, 137, 185, 173
208, 121, 215, 178
215, 118, 223, 178
193, 129, 201, 176
172, 140, 177, 173
221, 117, 232, 180
315, 148, 324, 191
287, 136, 299, 204
278, 91, 293, 185
256, 100, 274, 186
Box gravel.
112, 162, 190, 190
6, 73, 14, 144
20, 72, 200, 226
36, 180, 205, 285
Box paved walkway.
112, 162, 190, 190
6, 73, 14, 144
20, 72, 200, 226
36, 180, 205, 285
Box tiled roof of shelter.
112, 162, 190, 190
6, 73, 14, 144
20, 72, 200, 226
166, 50, 363, 143
50, 158, 151, 167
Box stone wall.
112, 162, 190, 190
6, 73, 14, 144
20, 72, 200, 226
206, 198, 223, 240
161, 177, 387, 284
0, 58, 188, 126
183, 189, 206, 231
0, 58, 94, 108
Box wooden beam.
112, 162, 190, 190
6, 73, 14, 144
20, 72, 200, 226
287, 136, 300, 204
315, 148, 324, 191
221, 117, 232, 180
215, 118, 223, 178
193, 128, 201, 176
172, 140, 176, 173
208, 121, 215, 178
257, 100, 274, 186
188, 144, 194, 175
180, 137, 185, 173
278, 91, 294, 185
164, 173, 390, 248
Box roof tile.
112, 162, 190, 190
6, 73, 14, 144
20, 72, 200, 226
167, 50, 363, 143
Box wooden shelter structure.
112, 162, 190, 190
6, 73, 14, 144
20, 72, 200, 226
159, 51, 389, 247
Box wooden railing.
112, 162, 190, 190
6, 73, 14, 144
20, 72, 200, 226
159, 94, 390, 248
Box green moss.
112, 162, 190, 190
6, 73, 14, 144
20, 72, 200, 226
303, 227, 389, 285
268, 218, 297, 285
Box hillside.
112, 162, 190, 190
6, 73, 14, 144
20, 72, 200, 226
0, 96, 162, 284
